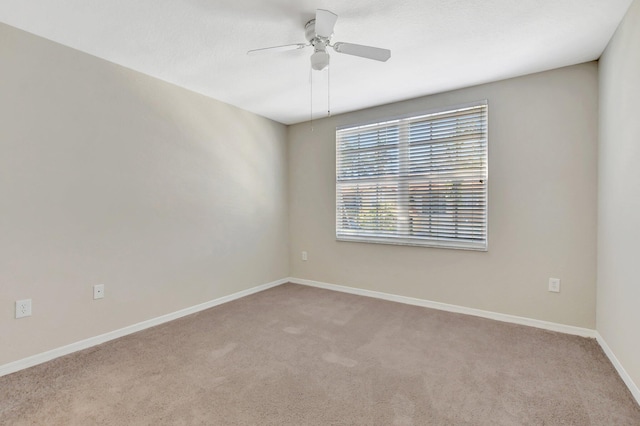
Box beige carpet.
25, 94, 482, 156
1, 283, 639, 425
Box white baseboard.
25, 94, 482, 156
289, 277, 597, 338
0, 278, 288, 377
596, 332, 640, 405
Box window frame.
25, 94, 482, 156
335, 100, 489, 251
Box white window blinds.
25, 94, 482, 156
336, 102, 488, 250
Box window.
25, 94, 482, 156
336, 101, 488, 250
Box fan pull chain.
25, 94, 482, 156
310, 67, 314, 131
327, 66, 331, 117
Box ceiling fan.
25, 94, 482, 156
247, 9, 391, 71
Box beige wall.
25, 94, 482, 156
289, 63, 598, 328
598, 0, 640, 392
0, 23, 289, 365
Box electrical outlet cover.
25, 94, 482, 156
93, 284, 105, 299
16, 299, 32, 318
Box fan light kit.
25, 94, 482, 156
247, 9, 391, 121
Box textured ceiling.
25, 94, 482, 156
0, 1, 633, 124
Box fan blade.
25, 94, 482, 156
247, 43, 307, 56
315, 9, 338, 38
333, 42, 391, 62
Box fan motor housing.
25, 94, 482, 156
305, 19, 330, 46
